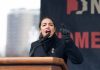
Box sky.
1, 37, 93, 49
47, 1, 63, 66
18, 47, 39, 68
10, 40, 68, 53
0, 0, 40, 56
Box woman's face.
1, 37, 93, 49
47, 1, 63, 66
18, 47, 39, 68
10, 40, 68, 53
40, 18, 56, 37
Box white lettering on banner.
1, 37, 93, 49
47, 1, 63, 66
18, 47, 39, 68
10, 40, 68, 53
91, 0, 100, 14
76, 0, 88, 14
66, 0, 100, 15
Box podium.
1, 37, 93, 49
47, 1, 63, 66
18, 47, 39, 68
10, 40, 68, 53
0, 57, 67, 70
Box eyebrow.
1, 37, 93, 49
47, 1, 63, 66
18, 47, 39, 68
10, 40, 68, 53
42, 22, 53, 25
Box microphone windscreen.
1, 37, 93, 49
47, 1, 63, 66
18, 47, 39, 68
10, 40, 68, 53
41, 32, 50, 42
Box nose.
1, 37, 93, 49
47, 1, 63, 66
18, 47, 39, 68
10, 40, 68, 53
45, 24, 50, 29
46, 27, 50, 31
45, 25, 51, 33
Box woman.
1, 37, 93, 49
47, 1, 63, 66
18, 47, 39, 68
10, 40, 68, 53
29, 17, 83, 64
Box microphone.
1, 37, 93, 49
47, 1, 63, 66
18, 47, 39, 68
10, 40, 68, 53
40, 32, 50, 42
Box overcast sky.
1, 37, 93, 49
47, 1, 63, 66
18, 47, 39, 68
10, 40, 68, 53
0, 0, 40, 56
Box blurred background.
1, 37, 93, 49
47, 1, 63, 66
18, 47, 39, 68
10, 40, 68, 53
0, 0, 40, 57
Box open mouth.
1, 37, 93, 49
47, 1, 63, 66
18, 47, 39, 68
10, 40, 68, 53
45, 30, 51, 33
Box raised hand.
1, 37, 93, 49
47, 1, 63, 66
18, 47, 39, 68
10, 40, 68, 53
60, 23, 71, 42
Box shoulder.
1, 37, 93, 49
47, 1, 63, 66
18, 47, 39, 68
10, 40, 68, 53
31, 40, 40, 47
30, 40, 41, 54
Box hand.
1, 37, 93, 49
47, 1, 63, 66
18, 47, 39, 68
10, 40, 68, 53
60, 28, 71, 42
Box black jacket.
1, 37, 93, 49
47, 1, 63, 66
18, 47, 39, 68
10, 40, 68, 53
29, 34, 83, 64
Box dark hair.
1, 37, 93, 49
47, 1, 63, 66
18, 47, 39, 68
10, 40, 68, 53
39, 17, 56, 29
38, 17, 57, 39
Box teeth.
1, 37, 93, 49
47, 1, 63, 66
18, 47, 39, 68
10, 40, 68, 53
46, 30, 49, 31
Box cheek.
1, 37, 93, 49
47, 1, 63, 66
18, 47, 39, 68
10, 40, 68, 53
40, 28, 45, 32
51, 28, 56, 33
40, 29, 46, 35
